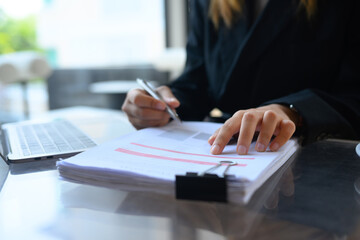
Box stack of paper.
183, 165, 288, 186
57, 121, 298, 204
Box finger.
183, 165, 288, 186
264, 187, 280, 210
208, 128, 221, 145
124, 98, 171, 129
128, 89, 167, 110
128, 114, 171, 129
156, 86, 180, 108
279, 169, 295, 197
269, 119, 296, 151
210, 113, 243, 155
255, 110, 278, 152
130, 105, 170, 121
273, 127, 281, 136
237, 111, 262, 155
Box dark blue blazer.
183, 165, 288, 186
170, 0, 360, 144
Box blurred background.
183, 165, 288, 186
0, 0, 188, 122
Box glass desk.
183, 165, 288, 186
0, 107, 359, 240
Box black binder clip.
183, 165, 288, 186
175, 160, 237, 202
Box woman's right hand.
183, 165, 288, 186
121, 85, 180, 129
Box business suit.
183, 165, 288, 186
170, 0, 360, 144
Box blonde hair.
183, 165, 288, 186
209, 0, 318, 29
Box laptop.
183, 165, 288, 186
0, 118, 97, 163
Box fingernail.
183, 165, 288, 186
237, 145, 247, 155
211, 144, 220, 155
256, 143, 266, 152
165, 97, 176, 102
208, 135, 215, 143
271, 143, 280, 151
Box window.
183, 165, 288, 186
37, 0, 165, 67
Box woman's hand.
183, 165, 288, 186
208, 104, 298, 155
122, 86, 180, 129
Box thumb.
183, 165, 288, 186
156, 86, 180, 108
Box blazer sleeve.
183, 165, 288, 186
264, 2, 360, 144
169, 0, 214, 121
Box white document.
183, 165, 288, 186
57, 121, 298, 204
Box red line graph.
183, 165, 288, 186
131, 142, 254, 160
115, 147, 247, 167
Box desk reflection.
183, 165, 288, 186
55, 140, 360, 240
2, 138, 360, 240
57, 154, 296, 240
271, 140, 360, 239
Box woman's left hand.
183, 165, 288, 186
208, 104, 298, 155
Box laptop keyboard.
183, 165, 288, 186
16, 120, 96, 156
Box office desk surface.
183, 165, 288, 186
0, 107, 359, 240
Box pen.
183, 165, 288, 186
136, 78, 182, 123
